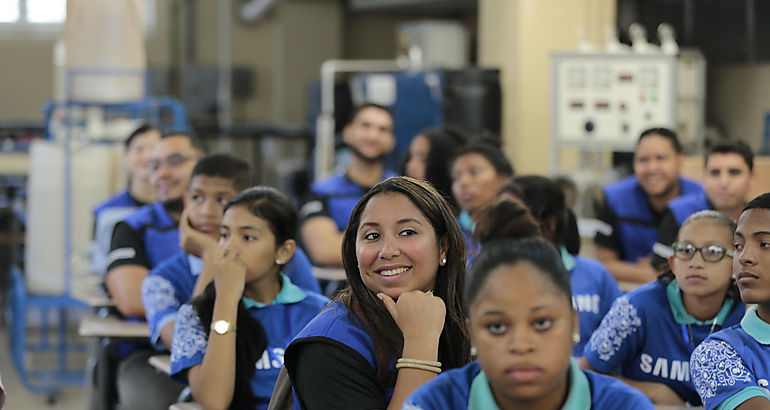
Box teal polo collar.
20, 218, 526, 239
459, 210, 476, 233
242, 275, 306, 309
741, 305, 770, 345
468, 358, 590, 410
560, 246, 576, 272
666, 280, 734, 326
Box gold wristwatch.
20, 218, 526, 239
211, 319, 235, 335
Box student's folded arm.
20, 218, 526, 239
595, 246, 657, 285
106, 221, 151, 317
617, 378, 684, 406
736, 396, 770, 410
106, 265, 148, 317
300, 217, 344, 266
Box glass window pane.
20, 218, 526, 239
0, 0, 20, 23
27, 0, 66, 24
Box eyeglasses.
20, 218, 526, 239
672, 242, 734, 263
147, 153, 194, 173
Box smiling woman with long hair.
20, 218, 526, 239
283, 177, 470, 410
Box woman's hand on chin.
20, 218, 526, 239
378, 290, 445, 344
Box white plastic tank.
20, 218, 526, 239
56, 0, 147, 102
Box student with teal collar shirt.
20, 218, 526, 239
583, 210, 745, 406
169, 187, 327, 410
449, 140, 513, 264
404, 238, 653, 410
503, 176, 622, 357
691, 193, 770, 410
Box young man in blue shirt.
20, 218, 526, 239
653, 140, 756, 269
594, 128, 704, 285
299, 103, 397, 266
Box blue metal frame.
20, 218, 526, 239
8, 67, 190, 397
9, 266, 88, 394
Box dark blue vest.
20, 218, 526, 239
604, 176, 703, 262
669, 190, 712, 227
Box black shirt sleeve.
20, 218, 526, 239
298, 192, 330, 223
652, 208, 679, 271
286, 338, 388, 410
593, 197, 619, 252
106, 221, 150, 272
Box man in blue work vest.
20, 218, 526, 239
594, 128, 704, 286
299, 103, 397, 267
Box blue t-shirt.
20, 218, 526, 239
596, 175, 704, 262
299, 171, 398, 232
584, 280, 744, 405
93, 190, 144, 221
690, 306, 770, 410
169, 275, 328, 410
566, 251, 622, 356
403, 360, 654, 410
142, 250, 322, 350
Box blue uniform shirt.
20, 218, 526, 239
691, 306, 770, 410
299, 171, 398, 231
403, 359, 654, 410
93, 190, 144, 221
169, 275, 328, 410
108, 201, 179, 271
595, 176, 704, 262
142, 249, 322, 350
564, 250, 622, 356
584, 280, 744, 405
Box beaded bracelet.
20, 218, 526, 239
395, 362, 442, 374
397, 358, 441, 368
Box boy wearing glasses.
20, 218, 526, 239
583, 210, 744, 406
98, 131, 203, 410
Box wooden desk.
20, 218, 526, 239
169, 403, 203, 410
72, 273, 115, 307
148, 354, 171, 375
78, 315, 149, 339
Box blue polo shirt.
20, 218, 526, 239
691, 306, 770, 410
564, 249, 622, 356
93, 190, 145, 221
403, 359, 654, 409
107, 201, 179, 271
142, 249, 322, 350
584, 280, 744, 405
170, 275, 328, 410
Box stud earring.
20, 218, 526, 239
441, 258, 447, 265
275, 260, 282, 265
572, 333, 581, 344
470, 346, 477, 357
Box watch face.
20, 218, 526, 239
214, 320, 230, 334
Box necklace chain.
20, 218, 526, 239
686, 317, 719, 349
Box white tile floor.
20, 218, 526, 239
0, 324, 88, 410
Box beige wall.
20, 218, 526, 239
708, 64, 770, 153
479, 0, 616, 175
0, 0, 341, 125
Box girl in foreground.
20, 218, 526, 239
169, 187, 328, 409
691, 193, 770, 410
404, 237, 653, 409
284, 177, 470, 410
583, 210, 745, 406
